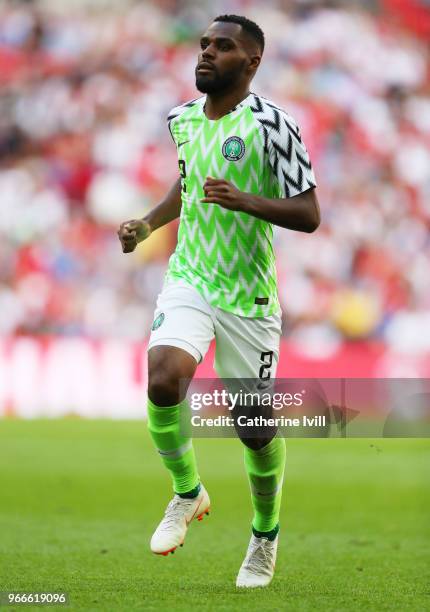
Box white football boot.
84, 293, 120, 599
236, 534, 278, 587
150, 484, 210, 555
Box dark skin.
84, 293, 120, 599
196, 22, 319, 231
202, 176, 320, 232
195, 22, 261, 119
118, 21, 320, 251
118, 21, 321, 449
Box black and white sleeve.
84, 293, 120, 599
166, 97, 202, 145
268, 112, 316, 198
251, 95, 317, 198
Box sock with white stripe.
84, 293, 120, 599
147, 398, 200, 495
244, 437, 286, 533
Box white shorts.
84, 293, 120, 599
148, 278, 282, 379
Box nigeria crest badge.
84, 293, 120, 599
222, 136, 245, 161
151, 312, 165, 331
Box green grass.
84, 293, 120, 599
0, 420, 429, 611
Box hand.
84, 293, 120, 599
117, 219, 151, 253
201, 177, 245, 212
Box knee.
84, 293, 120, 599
148, 369, 181, 406
147, 346, 197, 407
240, 435, 276, 451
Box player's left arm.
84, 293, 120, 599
201, 179, 320, 233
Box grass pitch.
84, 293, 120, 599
0, 420, 429, 611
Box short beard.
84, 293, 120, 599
195, 63, 245, 94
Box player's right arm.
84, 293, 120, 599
118, 177, 182, 253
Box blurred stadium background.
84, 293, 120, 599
1, 4, 429, 609
0, 0, 429, 417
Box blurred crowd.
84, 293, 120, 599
0, 0, 429, 353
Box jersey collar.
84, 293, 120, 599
202, 92, 253, 119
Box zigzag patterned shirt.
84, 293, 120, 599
165, 92, 317, 318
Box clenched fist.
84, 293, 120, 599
117, 219, 151, 253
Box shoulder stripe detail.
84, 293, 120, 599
273, 137, 293, 164
167, 96, 203, 122
249, 93, 316, 198
284, 119, 302, 144
283, 166, 304, 195
296, 151, 312, 170
259, 97, 284, 113
167, 96, 204, 142
250, 94, 264, 113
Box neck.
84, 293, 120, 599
204, 86, 251, 120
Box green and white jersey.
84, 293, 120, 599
165, 92, 316, 318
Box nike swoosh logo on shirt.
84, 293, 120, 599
177, 140, 190, 148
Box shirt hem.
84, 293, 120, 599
165, 271, 281, 319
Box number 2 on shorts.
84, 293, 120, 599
259, 350, 273, 381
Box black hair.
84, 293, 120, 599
213, 14, 265, 53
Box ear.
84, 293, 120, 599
248, 54, 261, 72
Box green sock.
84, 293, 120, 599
147, 398, 199, 495
252, 524, 279, 541
177, 483, 201, 499
244, 437, 286, 532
